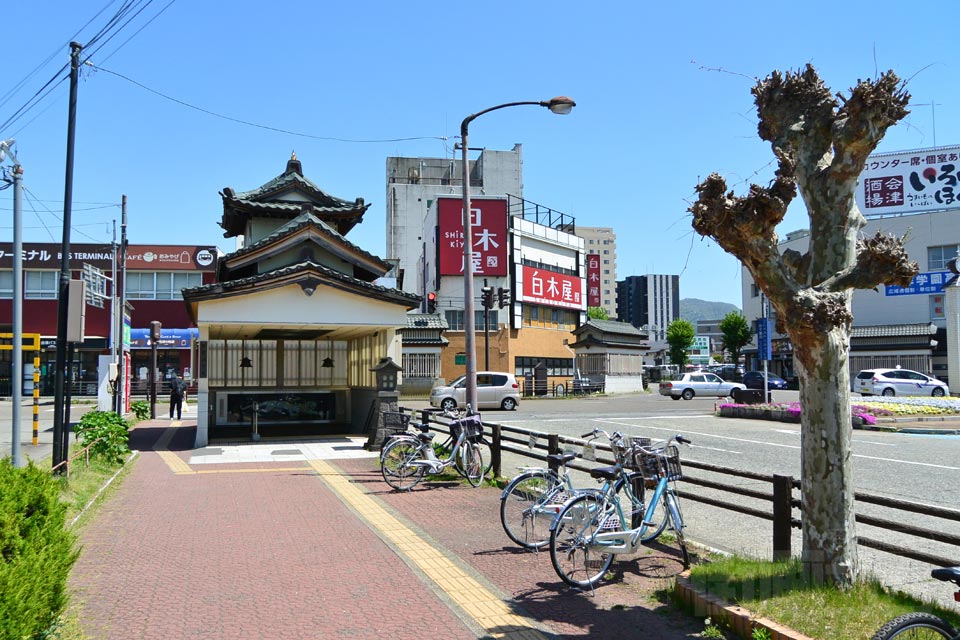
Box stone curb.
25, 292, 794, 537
675, 572, 817, 640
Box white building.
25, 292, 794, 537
576, 226, 618, 319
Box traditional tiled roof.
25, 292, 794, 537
852, 323, 938, 338
221, 211, 390, 278
182, 259, 420, 308
403, 313, 449, 330
572, 318, 646, 337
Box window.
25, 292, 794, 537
0, 272, 12, 299
931, 294, 945, 320
443, 309, 497, 330
25, 271, 57, 299
751, 283, 760, 298
929, 245, 960, 270
521, 305, 577, 330
514, 356, 574, 378
127, 271, 202, 300
603, 239, 610, 245
603, 249, 609, 254
603, 259, 609, 264
444, 310, 464, 330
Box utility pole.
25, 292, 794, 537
0, 140, 24, 466
115, 196, 127, 414
52, 41, 83, 471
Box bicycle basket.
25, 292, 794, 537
635, 443, 682, 481
451, 415, 484, 442
383, 411, 411, 435
622, 437, 652, 471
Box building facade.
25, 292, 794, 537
386, 147, 588, 393
615, 274, 680, 342
576, 226, 617, 319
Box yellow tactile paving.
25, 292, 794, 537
308, 459, 550, 640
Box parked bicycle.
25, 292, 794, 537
871, 567, 960, 639
499, 430, 668, 550
549, 430, 691, 589
380, 409, 486, 490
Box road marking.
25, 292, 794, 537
308, 458, 549, 640
851, 454, 960, 470
852, 439, 896, 447
690, 444, 742, 454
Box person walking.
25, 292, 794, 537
169, 374, 187, 420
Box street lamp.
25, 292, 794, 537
459, 97, 575, 412
0, 139, 23, 467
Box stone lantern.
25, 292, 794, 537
371, 357, 402, 392
365, 357, 404, 450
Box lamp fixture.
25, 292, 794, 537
322, 357, 334, 368
240, 357, 253, 369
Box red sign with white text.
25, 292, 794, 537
521, 266, 584, 310
437, 197, 508, 276
586, 254, 601, 307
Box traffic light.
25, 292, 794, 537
426, 291, 437, 314
497, 287, 510, 309
481, 286, 494, 309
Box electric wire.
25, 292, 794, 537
23, 186, 105, 242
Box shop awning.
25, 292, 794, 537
129, 328, 198, 349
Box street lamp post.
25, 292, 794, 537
0, 139, 23, 467
459, 97, 575, 412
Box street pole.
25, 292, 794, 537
2, 142, 24, 467
483, 279, 491, 371
115, 195, 127, 414
459, 97, 575, 413
52, 41, 83, 470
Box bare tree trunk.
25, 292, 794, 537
793, 324, 858, 585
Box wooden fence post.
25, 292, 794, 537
772, 474, 794, 560
548, 434, 560, 473
491, 424, 502, 479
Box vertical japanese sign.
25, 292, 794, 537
586, 254, 601, 307
521, 266, 584, 310
856, 146, 960, 215
757, 318, 771, 361
437, 197, 508, 276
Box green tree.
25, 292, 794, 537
587, 306, 609, 320
666, 319, 696, 369
689, 65, 916, 586
719, 311, 752, 365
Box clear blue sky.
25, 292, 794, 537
2, 1, 957, 307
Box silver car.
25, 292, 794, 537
658, 372, 746, 401
430, 372, 521, 411
855, 368, 949, 397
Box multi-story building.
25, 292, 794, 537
0, 242, 218, 396
615, 274, 680, 342
386, 146, 588, 392
576, 226, 617, 319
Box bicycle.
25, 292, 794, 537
871, 567, 960, 639
380, 409, 486, 490
549, 431, 691, 590
499, 430, 668, 550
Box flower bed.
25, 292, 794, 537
718, 396, 960, 424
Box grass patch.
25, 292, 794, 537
685, 556, 960, 640
57, 455, 131, 527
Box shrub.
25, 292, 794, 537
73, 411, 131, 464
130, 400, 150, 421
0, 460, 79, 638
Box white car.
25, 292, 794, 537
430, 372, 521, 411
658, 372, 746, 401
855, 368, 949, 397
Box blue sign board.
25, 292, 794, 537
885, 270, 951, 296
129, 327, 198, 349
757, 318, 771, 361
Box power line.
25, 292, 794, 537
88, 63, 449, 145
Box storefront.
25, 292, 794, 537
128, 327, 198, 393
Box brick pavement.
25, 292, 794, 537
68, 419, 701, 639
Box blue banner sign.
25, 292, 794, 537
129, 327, 198, 349
885, 270, 952, 296
757, 318, 771, 361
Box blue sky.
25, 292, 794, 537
2, 1, 957, 307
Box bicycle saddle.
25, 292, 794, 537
931, 567, 960, 585
589, 465, 621, 481
546, 453, 578, 466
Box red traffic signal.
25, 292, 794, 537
427, 291, 437, 313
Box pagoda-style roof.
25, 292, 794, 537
568, 319, 650, 351
219, 211, 391, 282
219, 154, 369, 238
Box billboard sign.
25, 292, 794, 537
856, 146, 960, 216
520, 266, 584, 310
586, 254, 601, 307
0, 243, 218, 271
884, 270, 952, 296
437, 197, 508, 276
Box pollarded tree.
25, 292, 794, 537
689, 65, 918, 587
719, 311, 752, 365
588, 306, 609, 320
666, 319, 696, 369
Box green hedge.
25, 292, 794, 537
0, 460, 78, 638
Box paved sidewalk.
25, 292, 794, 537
68, 419, 700, 639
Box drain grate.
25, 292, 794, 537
270, 449, 303, 456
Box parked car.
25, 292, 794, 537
658, 372, 746, 401
430, 371, 521, 411
855, 367, 949, 397
706, 364, 745, 382
742, 371, 789, 390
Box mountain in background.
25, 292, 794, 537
679, 298, 740, 324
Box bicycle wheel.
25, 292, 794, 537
871, 613, 956, 640
640, 489, 670, 543
550, 493, 615, 589
381, 439, 426, 491
500, 471, 563, 549
456, 441, 484, 487
665, 492, 689, 568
